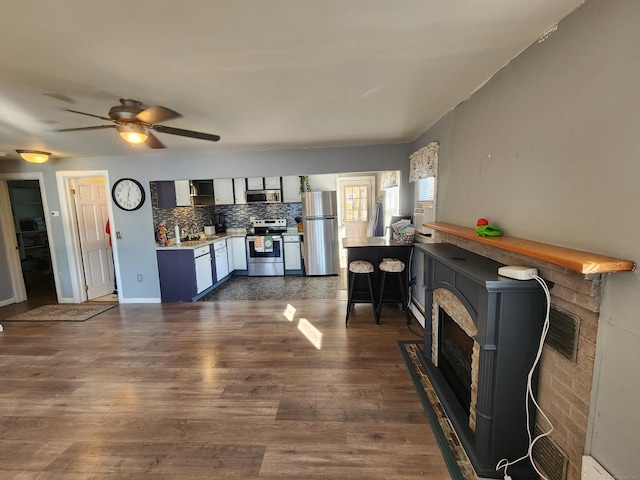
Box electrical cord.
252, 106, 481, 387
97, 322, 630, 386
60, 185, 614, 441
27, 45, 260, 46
496, 273, 554, 480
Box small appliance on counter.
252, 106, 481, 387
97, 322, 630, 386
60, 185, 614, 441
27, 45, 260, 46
246, 218, 287, 276
204, 225, 216, 235
214, 213, 227, 233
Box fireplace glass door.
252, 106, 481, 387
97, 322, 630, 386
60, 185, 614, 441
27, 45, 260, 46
439, 310, 473, 414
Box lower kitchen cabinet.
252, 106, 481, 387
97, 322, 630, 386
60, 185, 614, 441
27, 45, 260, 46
283, 234, 302, 273
157, 249, 199, 302
227, 236, 247, 272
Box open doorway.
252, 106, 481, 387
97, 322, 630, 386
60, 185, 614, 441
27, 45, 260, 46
336, 175, 375, 269
6, 180, 56, 303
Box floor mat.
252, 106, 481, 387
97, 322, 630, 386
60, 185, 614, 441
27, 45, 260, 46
3, 303, 117, 322
398, 340, 479, 480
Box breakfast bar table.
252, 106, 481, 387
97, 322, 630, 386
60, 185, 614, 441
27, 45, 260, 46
343, 237, 415, 317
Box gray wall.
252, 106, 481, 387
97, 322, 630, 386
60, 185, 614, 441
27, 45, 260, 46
0, 143, 411, 302
411, 0, 639, 476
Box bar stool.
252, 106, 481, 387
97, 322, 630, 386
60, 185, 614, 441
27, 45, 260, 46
346, 260, 379, 325
377, 258, 411, 324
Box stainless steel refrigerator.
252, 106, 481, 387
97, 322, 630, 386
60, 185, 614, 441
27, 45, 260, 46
302, 191, 340, 275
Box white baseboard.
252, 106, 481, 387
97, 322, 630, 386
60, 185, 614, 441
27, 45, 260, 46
582, 456, 614, 480
410, 302, 426, 328
0, 297, 15, 307
118, 297, 162, 304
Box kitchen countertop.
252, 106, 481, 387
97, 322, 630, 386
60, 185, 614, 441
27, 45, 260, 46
342, 236, 419, 248
156, 227, 302, 250
156, 230, 246, 250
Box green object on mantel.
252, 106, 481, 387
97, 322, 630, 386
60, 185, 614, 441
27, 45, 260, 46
476, 225, 502, 237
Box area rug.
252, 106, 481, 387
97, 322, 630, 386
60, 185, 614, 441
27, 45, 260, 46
3, 303, 117, 322
398, 340, 478, 480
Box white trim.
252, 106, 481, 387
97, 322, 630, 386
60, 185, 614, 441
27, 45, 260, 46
56, 296, 77, 304
409, 302, 426, 328
0, 181, 25, 302
119, 297, 161, 304
0, 297, 16, 308
0, 172, 62, 303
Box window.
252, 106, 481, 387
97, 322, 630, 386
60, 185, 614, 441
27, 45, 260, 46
344, 186, 369, 221
417, 176, 435, 204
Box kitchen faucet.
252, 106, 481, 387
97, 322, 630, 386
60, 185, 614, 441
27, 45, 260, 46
190, 222, 199, 237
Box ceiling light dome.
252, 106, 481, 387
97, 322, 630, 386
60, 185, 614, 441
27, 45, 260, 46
16, 149, 51, 163
117, 124, 149, 144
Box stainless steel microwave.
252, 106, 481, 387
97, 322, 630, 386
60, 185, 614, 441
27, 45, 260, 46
246, 189, 281, 203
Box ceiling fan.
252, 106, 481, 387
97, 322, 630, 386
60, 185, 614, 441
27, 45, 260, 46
57, 98, 220, 148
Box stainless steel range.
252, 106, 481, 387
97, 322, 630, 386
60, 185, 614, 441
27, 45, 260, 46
246, 218, 286, 276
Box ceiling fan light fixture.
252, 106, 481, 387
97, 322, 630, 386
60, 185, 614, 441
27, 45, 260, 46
16, 149, 51, 164
117, 124, 149, 144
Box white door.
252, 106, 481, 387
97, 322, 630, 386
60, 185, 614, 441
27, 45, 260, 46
337, 175, 375, 268
72, 178, 112, 299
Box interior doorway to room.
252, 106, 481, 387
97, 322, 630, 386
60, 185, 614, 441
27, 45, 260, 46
336, 175, 375, 268
6, 180, 56, 303
70, 177, 115, 301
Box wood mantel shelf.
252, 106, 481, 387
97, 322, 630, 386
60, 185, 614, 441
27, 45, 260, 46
425, 222, 635, 275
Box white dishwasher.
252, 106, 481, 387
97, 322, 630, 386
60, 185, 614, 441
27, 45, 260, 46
194, 245, 213, 293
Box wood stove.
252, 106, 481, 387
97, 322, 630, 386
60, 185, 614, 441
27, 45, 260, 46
414, 243, 546, 478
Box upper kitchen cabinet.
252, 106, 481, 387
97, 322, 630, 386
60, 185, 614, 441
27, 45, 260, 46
264, 176, 281, 189
282, 176, 302, 203
233, 178, 246, 204
175, 180, 191, 206
213, 178, 234, 205
155, 180, 191, 208
191, 180, 215, 206
247, 176, 281, 191
247, 177, 264, 190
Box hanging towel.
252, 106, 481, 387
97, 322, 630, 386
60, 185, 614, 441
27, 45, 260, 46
263, 236, 274, 253
254, 236, 264, 252
368, 201, 384, 237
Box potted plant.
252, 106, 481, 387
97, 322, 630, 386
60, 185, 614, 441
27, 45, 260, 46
299, 175, 311, 193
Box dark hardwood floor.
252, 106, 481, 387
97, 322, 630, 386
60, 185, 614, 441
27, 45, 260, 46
0, 299, 448, 479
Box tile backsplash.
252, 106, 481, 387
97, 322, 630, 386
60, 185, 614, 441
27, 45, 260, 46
150, 183, 302, 239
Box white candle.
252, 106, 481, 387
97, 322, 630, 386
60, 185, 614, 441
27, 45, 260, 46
175, 225, 181, 245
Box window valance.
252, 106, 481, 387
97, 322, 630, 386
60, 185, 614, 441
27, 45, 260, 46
409, 141, 439, 182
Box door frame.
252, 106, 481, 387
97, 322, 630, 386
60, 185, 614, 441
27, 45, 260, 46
0, 172, 60, 304
336, 174, 376, 268
56, 170, 117, 303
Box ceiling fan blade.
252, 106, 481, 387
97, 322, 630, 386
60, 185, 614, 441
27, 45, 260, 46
56, 125, 115, 132
65, 109, 113, 122
145, 132, 165, 149
152, 124, 220, 142
136, 105, 182, 125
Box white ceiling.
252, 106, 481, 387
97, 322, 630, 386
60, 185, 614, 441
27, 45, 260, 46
0, 0, 584, 162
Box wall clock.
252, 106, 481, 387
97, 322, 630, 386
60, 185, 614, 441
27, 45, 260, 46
112, 178, 146, 211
